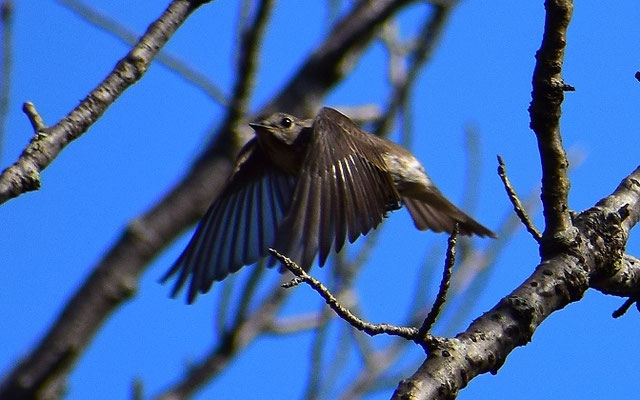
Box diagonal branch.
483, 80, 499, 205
56, 0, 227, 105
223, 0, 274, 149
592, 254, 640, 300
497, 155, 542, 242
392, 166, 640, 400
262, 0, 414, 116
271, 248, 423, 341
374, 2, 453, 137
0, 0, 212, 205
0, 1, 425, 398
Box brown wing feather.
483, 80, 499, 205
162, 139, 296, 303
274, 107, 401, 269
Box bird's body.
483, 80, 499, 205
163, 107, 495, 303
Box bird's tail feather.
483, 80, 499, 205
403, 194, 495, 238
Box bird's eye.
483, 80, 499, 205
280, 117, 293, 128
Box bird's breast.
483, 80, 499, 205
258, 137, 307, 176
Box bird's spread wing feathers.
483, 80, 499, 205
274, 107, 401, 269
162, 139, 295, 303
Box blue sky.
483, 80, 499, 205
3, 1, 640, 399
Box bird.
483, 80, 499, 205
162, 107, 495, 303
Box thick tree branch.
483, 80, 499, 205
0, 1, 426, 398
392, 166, 640, 400
0, 0, 212, 205
592, 254, 640, 299
262, 0, 414, 116
528, 0, 575, 249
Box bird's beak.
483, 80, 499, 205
249, 122, 270, 130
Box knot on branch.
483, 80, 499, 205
574, 205, 628, 280
539, 225, 580, 259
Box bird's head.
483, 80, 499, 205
249, 112, 312, 145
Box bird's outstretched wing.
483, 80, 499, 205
274, 107, 401, 269
162, 138, 296, 303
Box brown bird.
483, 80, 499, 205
163, 107, 495, 303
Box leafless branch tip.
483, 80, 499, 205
612, 297, 638, 318
269, 248, 428, 342
497, 155, 542, 242
22, 101, 46, 133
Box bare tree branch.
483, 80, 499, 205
0, 1, 426, 398
528, 0, 575, 246
6, 1, 637, 399
392, 166, 640, 399
497, 154, 542, 242
223, 0, 274, 149
262, 0, 415, 116
264, 312, 328, 335
22, 102, 45, 132
374, 3, 452, 137
270, 248, 426, 341
443, 188, 539, 335
390, 1, 640, 395
593, 254, 640, 299
418, 226, 458, 336
56, 0, 227, 105
0, 0, 212, 205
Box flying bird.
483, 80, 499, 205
163, 107, 495, 303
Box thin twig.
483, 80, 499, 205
418, 225, 458, 336
325, 323, 356, 398
443, 188, 539, 335
270, 249, 424, 341
216, 274, 236, 337
308, 253, 363, 400
497, 155, 542, 242
233, 262, 266, 325
452, 124, 481, 273
460, 125, 481, 214
57, 0, 227, 105
374, 3, 452, 137
612, 297, 636, 318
